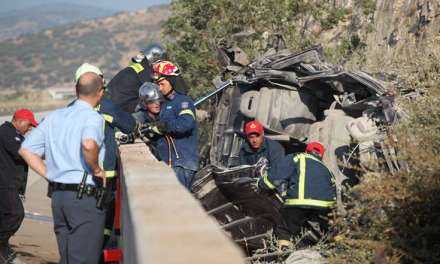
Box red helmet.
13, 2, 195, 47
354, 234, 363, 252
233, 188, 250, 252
152, 61, 180, 81
305, 141, 325, 157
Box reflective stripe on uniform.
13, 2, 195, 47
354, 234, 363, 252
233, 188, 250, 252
298, 154, 306, 200
105, 170, 117, 178
284, 198, 335, 208
179, 109, 195, 119
262, 173, 276, 190
104, 228, 112, 236
290, 153, 335, 208
102, 114, 114, 124
129, 63, 144, 74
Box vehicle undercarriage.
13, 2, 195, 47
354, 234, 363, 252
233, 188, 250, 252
192, 45, 403, 259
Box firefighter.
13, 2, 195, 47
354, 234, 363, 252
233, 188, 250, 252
75, 63, 137, 178
133, 82, 163, 124
257, 141, 336, 249
107, 43, 167, 113
239, 120, 285, 168
74, 63, 137, 253
133, 82, 163, 160
147, 61, 198, 190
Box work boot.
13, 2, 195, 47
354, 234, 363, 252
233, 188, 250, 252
0, 241, 9, 263
2, 244, 18, 264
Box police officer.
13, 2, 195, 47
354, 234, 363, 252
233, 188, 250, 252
0, 109, 37, 261
74, 63, 137, 248
239, 120, 285, 168
107, 43, 167, 113
20, 71, 106, 263
258, 141, 336, 249
133, 82, 163, 160
149, 61, 198, 190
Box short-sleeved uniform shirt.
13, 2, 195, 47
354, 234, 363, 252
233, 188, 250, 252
21, 99, 105, 185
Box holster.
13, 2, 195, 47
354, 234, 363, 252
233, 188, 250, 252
47, 183, 54, 198
95, 188, 106, 210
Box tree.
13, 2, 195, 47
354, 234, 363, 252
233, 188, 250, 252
163, 0, 347, 98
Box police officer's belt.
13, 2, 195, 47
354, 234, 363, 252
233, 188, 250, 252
50, 182, 99, 196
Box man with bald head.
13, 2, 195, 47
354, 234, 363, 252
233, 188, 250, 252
19, 69, 106, 263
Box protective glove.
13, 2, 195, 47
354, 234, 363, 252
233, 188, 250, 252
138, 121, 167, 136
138, 123, 158, 139
115, 131, 135, 144
149, 121, 168, 134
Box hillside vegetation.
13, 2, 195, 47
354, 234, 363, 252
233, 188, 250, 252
0, 3, 115, 41
0, 5, 170, 91
164, 0, 440, 262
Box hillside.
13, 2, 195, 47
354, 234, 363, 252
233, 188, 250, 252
0, 5, 170, 91
164, 0, 440, 262
0, 3, 115, 40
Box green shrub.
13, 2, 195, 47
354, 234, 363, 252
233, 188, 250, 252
320, 8, 349, 30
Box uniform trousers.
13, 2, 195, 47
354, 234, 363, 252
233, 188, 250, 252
172, 166, 196, 191
276, 207, 330, 246
51, 190, 105, 264
0, 188, 24, 261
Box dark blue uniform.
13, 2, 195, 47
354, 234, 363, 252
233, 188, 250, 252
260, 152, 336, 208
96, 98, 136, 243
0, 122, 26, 258
157, 92, 198, 189
97, 98, 137, 178
132, 109, 161, 160
107, 59, 153, 113
239, 137, 285, 168
259, 152, 336, 243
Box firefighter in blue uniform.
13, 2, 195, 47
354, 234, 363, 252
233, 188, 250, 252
147, 61, 198, 190
75, 63, 137, 178
258, 141, 336, 249
239, 120, 285, 168
133, 82, 163, 160
74, 63, 137, 251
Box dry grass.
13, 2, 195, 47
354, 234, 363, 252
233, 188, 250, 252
325, 17, 440, 263
0, 89, 70, 115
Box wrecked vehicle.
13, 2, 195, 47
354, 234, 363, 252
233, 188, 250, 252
191, 45, 402, 256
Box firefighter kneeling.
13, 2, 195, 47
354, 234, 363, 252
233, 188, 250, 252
257, 141, 336, 249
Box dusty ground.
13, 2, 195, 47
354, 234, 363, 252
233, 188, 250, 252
9, 172, 59, 264
0, 90, 70, 116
